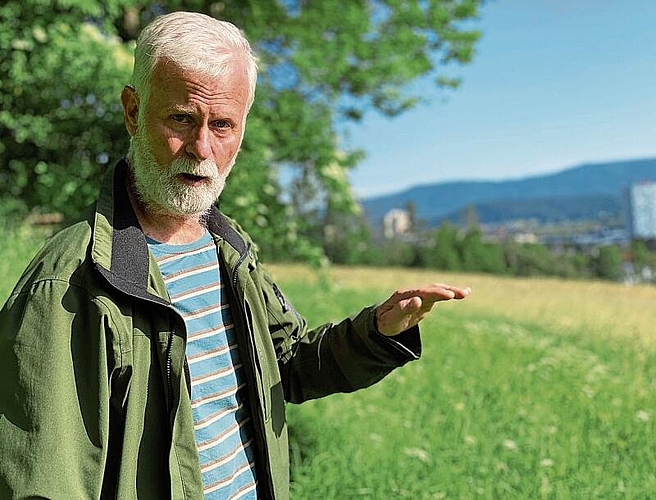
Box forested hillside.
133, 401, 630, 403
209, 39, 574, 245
361, 157, 656, 228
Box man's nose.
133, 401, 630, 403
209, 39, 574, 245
185, 125, 212, 161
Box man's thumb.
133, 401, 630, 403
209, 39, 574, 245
403, 296, 423, 312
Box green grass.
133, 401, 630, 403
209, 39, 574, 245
0, 222, 45, 303
277, 277, 656, 499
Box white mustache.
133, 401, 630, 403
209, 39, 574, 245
169, 158, 218, 178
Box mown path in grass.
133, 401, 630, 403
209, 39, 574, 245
268, 264, 656, 499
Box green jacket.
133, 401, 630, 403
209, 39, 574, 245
0, 160, 421, 499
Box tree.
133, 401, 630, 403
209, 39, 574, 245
630, 240, 651, 270
593, 246, 624, 281
0, 2, 133, 218
460, 204, 479, 231
503, 241, 573, 277
423, 222, 462, 270
459, 226, 505, 274
321, 206, 375, 266
1, 0, 482, 260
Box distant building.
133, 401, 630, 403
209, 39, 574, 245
626, 182, 656, 240
383, 208, 411, 239
513, 232, 539, 244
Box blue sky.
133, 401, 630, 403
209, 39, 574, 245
345, 0, 656, 198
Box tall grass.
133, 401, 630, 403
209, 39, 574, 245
268, 264, 656, 348
268, 264, 656, 499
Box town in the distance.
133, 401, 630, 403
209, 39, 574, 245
359, 157, 656, 284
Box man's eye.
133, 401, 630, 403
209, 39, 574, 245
170, 114, 192, 124
213, 120, 232, 129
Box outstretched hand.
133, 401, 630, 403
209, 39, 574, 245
375, 283, 471, 336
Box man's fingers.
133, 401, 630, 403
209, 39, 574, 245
390, 284, 471, 304
442, 284, 472, 299
431, 283, 472, 299
377, 282, 471, 336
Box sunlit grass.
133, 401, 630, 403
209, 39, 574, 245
267, 263, 656, 348
0, 222, 45, 303
267, 263, 656, 499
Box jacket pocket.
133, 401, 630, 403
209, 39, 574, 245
244, 301, 271, 422
265, 282, 304, 365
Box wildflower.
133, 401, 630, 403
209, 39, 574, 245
369, 433, 383, 444
540, 458, 554, 467
636, 410, 650, 422
403, 447, 431, 463
502, 439, 518, 451
582, 385, 595, 398
494, 461, 509, 472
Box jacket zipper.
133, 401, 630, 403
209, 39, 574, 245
228, 245, 276, 499
164, 329, 174, 413
230, 243, 265, 417
231, 243, 251, 290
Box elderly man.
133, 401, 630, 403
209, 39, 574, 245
0, 11, 470, 500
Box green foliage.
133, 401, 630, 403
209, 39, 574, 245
0, 0, 482, 261
593, 245, 624, 281
459, 227, 506, 274
429, 222, 462, 270
629, 239, 656, 276
0, 2, 132, 218
321, 210, 373, 266
503, 242, 581, 278
350, 221, 639, 282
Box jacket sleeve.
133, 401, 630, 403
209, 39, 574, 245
0, 278, 119, 499
258, 268, 422, 404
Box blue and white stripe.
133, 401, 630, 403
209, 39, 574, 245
148, 231, 257, 499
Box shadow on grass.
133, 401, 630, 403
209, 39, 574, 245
287, 408, 321, 478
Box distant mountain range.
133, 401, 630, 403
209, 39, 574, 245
360, 158, 656, 230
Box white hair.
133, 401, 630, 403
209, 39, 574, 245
131, 11, 258, 109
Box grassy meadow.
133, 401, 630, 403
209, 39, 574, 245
2, 229, 655, 499
267, 264, 656, 499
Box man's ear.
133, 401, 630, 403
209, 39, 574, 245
121, 85, 140, 137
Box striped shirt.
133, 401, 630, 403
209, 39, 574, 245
148, 231, 258, 499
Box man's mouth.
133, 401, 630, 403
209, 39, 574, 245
179, 173, 209, 185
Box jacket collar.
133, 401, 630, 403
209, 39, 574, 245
91, 159, 248, 303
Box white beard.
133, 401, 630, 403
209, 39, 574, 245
128, 123, 234, 219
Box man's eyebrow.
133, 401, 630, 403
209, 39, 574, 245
166, 104, 235, 117
167, 104, 197, 114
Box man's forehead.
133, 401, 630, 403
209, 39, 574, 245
148, 60, 250, 109
151, 57, 248, 84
